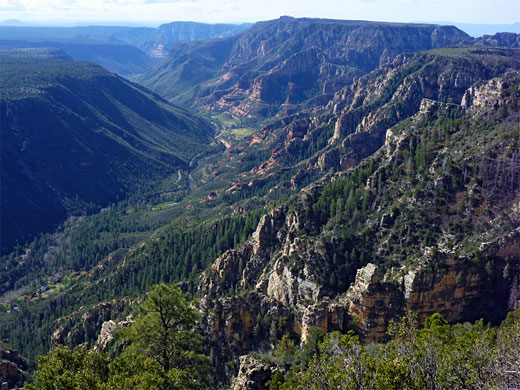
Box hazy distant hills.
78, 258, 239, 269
0, 19, 25, 26
0, 48, 215, 252
440, 22, 520, 37
144, 21, 252, 56
0, 40, 156, 76
138, 17, 471, 120
0, 22, 251, 54
0, 22, 251, 75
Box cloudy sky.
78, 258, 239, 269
1, 0, 519, 25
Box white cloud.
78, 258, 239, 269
0, 0, 518, 24
143, 0, 195, 3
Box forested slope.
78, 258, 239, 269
0, 48, 215, 252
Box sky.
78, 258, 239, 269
1, 0, 519, 26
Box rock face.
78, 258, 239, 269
266, 259, 321, 306
52, 299, 133, 348
346, 263, 401, 341
94, 318, 132, 352
232, 355, 279, 390
200, 210, 289, 298
328, 47, 520, 164
139, 17, 470, 119
475, 32, 520, 48
346, 255, 515, 342
199, 291, 290, 383
0, 350, 27, 389
197, 61, 520, 381
461, 77, 508, 109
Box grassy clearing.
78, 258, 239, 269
231, 128, 255, 139
151, 201, 177, 211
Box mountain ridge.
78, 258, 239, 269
194, 65, 520, 377
0, 48, 216, 253
0, 22, 251, 76
138, 17, 472, 121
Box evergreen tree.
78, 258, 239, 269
27, 283, 212, 389
118, 283, 212, 388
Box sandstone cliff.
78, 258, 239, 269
196, 68, 520, 378
222, 47, 520, 189
0, 350, 26, 390
139, 17, 470, 120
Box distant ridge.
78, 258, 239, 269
0, 19, 25, 26
138, 17, 471, 120
428, 21, 520, 37
0, 21, 252, 57
0, 39, 155, 76
0, 21, 252, 76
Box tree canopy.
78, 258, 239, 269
27, 283, 212, 390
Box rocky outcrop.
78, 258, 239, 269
329, 47, 520, 165
298, 300, 351, 342
346, 247, 519, 342
232, 355, 279, 390
200, 210, 289, 298
266, 259, 321, 306
94, 318, 132, 352
52, 299, 134, 348
0, 351, 27, 390
346, 264, 402, 341
475, 32, 520, 48
461, 76, 508, 109
199, 291, 291, 384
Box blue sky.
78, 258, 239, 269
1, 0, 519, 26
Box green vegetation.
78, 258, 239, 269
0, 55, 109, 97
0, 200, 265, 367
269, 311, 520, 390
217, 127, 256, 143
27, 283, 212, 390
1, 42, 520, 390
23, 310, 520, 389
1, 51, 215, 252
280, 83, 520, 294
139, 17, 469, 119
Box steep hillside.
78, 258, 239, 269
239, 47, 520, 175
139, 17, 470, 120
0, 48, 215, 253
162, 47, 520, 221
196, 67, 520, 374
